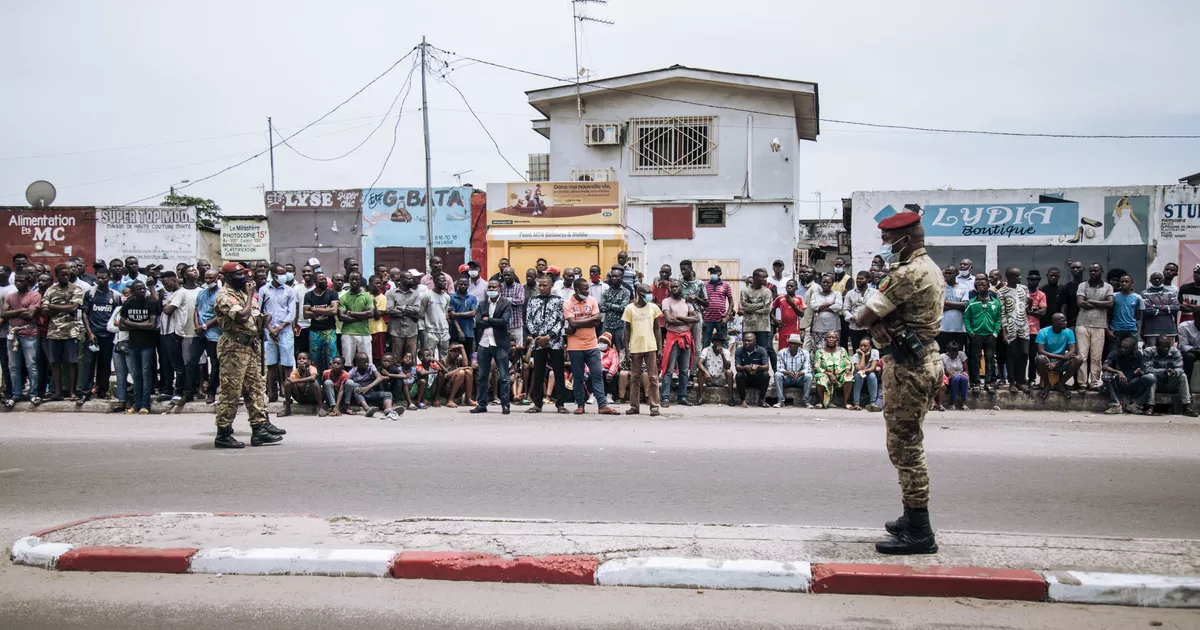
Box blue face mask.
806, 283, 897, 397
487, 290, 499, 299
284, 272, 294, 283
876, 236, 909, 267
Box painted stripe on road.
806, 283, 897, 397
189, 547, 398, 577
1045, 571, 1200, 608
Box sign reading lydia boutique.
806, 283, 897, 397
877, 202, 1080, 238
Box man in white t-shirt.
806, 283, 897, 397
175, 265, 202, 402
696, 334, 735, 405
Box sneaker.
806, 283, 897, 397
866, 403, 882, 412
137, 408, 149, 415
125, 407, 135, 415
385, 410, 400, 421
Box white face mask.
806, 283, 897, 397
598, 342, 609, 351
469, 269, 479, 278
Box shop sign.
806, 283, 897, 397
95, 207, 196, 269
3, 207, 95, 271
1160, 192, 1200, 239
360, 186, 470, 248
265, 189, 362, 211
874, 203, 1079, 238
221, 218, 271, 260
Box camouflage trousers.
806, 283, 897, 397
881, 351, 943, 509
214, 336, 267, 429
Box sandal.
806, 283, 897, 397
407, 404, 418, 411
446, 401, 458, 409
417, 403, 427, 410
525, 406, 542, 414
556, 406, 569, 414
847, 404, 858, 411
30, 396, 43, 406
625, 409, 640, 415
574, 407, 585, 415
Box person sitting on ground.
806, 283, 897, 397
321, 356, 352, 417
509, 340, 526, 405
347, 351, 399, 419
1102, 336, 1156, 415
597, 331, 620, 405
391, 351, 421, 410
1143, 335, 1198, 417
938, 340, 970, 411
696, 334, 735, 406
774, 334, 813, 408
851, 337, 882, 412
813, 331, 854, 409
1033, 312, 1083, 400
734, 332, 771, 408
441, 344, 476, 408
282, 352, 323, 418
414, 347, 444, 409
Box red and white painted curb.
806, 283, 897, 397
11, 513, 1200, 608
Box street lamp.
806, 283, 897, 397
169, 179, 191, 196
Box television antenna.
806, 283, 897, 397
572, 0, 614, 119
444, 169, 473, 187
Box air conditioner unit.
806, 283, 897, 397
570, 168, 614, 182
584, 123, 621, 146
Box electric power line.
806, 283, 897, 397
439, 74, 527, 181
427, 45, 1200, 140
366, 56, 421, 193
117, 45, 419, 206
273, 61, 418, 163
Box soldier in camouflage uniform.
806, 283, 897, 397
856, 208, 944, 555
213, 262, 284, 449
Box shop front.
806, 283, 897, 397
851, 185, 1200, 286
485, 181, 625, 274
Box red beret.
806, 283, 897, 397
458, 264, 470, 273
878, 211, 922, 231
219, 262, 244, 274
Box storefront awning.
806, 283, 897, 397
487, 226, 626, 241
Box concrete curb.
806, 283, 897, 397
10, 513, 1200, 608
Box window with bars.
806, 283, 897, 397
628, 116, 718, 176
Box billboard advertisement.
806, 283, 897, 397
486, 181, 622, 226
2, 207, 96, 273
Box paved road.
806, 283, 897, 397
3, 407, 1198, 627
2, 407, 1198, 540
3, 568, 1198, 629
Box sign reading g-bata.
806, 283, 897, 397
221, 218, 271, 260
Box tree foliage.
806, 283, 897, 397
161, 192, 220, 230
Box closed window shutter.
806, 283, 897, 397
652, 206, 694, 240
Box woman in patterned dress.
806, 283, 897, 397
813, 330, 854, 409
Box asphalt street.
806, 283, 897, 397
2, 407, 1198, 627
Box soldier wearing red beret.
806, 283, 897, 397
856, 206, 944, 555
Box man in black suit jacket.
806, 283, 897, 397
471, 279, 513, 414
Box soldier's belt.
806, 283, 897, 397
221, 331, 259, 347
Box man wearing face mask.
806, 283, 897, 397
470, 280, 513, 414
195, 270, 222, 404
856, 208, 944, 556
829, 257, 850, 293
463, 261, 487, 304
702, 266, 734, 348
600, 268, 632, 352
955, 259, 975, 295
213, 262, 284, 448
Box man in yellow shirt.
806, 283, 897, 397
622, 283, 663, 416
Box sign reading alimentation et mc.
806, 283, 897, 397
2, 207, 96, 272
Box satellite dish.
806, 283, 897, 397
25, 180, 57, 208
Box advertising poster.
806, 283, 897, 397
95, 206, 196, 270
1159, 188, 1200, 240
2, 207, 96, 272
486, 181, 622, 226
1101, 195, 1149, 245
360, 186, 471, 273
221, 218, 271, 261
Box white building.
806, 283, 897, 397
850, 185, 1200, 286
525, 65, 819, 283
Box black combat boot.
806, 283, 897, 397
250, 424, 283, 446
875, 507, 938, 555
260, 420, 286, 435
214, 425, 244, 449
884, 509, 908, 536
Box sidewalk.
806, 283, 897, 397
13, 513, 1200, 607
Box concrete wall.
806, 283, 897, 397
546, 82, 805, 215
851, 185, 1200, 283
625, 201, 796, 279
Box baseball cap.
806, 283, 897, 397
407, 268, 421, 277
467, 260, 480, 269
708, 265, 722, 274
307, 257, 321, 267
547, 265, 561, 274
458, 264, 470, 274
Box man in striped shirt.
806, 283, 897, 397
497, 266, 526, 344
702, 265, 734, 348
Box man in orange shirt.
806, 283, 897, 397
564, 277, 619, 415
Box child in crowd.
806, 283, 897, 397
415, 348, 443, 409
321, 356, 351, 416
508, 340, 527, 405
283, 352, 323, 417
598, 331, 620, 405
938, 339, 971, 411
442, 344, 476, 408
348, 351, 400, 419
392, 352, 421, 411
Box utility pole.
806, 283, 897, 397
420, 37, 435, 274
267, 116, 276, 191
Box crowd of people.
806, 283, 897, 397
2, 249, 1196, 418
935, 257, 1198, 416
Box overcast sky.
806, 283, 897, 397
2, 0, 1197, 216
